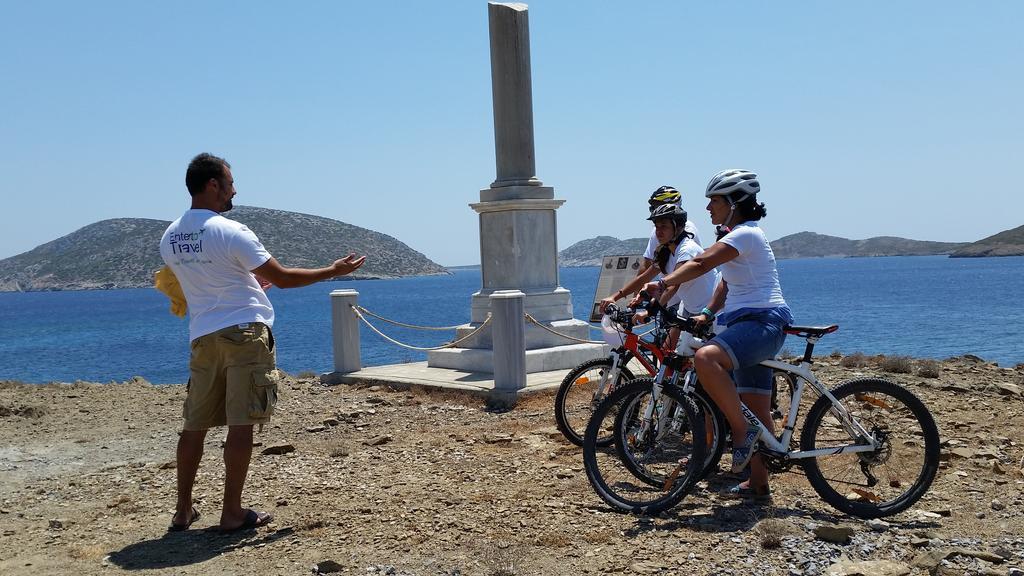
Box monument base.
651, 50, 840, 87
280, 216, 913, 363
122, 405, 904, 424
427, 342, 606, 374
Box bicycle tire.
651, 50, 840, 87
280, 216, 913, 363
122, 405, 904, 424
554, 357, 636, 446
613, 378, 727, 485
800, 378, 940, 519
583, 381, 705, 514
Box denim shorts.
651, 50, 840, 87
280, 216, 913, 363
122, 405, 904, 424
708, 307, 789, 396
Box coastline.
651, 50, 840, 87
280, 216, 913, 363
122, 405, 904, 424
1, 353, 1023, 575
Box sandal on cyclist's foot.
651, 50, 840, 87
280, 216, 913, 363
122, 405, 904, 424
730, 425, 760, 474
722, 482, 771, 502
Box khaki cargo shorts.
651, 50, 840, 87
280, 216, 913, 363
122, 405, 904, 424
183, 322, 278, 431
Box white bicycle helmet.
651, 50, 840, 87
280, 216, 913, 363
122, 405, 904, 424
705, 169, 760, 202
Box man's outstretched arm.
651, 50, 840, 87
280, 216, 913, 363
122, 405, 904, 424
253, 253, 366, 289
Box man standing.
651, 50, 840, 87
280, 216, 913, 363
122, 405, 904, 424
160, 153, 365, 532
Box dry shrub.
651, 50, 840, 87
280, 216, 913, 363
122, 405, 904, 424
756, 520, 785, 549
0, 403, 48, 418
878, 355, 914, 374
106, 494, 141, 515
468, 491, 498, 504
484, 541, 522, 576
535, 531, 572, 547
917, 359, 941, 378
68, 543, 108, 560
582, 529, 615, 544
839, 352, 868, 368
328, 442, 350, 458
296, 517, 328, 537
752, 506, 795, 549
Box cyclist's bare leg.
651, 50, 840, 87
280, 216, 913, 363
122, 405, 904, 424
665, 327, 680, 353
739, 393, 773, 489
693, 344, 748, 438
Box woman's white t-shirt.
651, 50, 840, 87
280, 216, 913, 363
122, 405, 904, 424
663, 238, 718, 312
717, 221, 786, 323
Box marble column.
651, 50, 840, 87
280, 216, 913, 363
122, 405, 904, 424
427, 2, 602, 373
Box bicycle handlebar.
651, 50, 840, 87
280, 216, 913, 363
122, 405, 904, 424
603, 299, 714, 339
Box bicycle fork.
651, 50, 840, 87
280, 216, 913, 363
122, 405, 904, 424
630, 365, 668, 445
593, 354, 623, 404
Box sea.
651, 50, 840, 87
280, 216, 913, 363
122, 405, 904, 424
0, 255, 1022, 384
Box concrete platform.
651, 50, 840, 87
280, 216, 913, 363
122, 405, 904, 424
320, 361, 575, 399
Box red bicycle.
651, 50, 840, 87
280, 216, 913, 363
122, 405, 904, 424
554, 303, 670, 446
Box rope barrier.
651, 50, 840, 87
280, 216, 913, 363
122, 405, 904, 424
524, 313, 605, 345
350, 305, 492, 351
348, 303, 661, 350
354, 305, 465, 331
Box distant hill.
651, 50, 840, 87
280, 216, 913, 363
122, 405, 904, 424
769, 232, 967, 259
949, 225, 1024, 257
559, 231, 972, 266
559, 236, 648, 267
0, 205, 447, 292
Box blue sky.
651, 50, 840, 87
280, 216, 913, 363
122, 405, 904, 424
2, 1, 1021, 265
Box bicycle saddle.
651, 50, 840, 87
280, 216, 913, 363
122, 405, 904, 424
784, 325, 839, 337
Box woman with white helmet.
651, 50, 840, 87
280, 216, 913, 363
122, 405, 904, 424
644, 169, 792, 501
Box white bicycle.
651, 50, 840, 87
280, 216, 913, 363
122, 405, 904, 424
583, 322, 941, 519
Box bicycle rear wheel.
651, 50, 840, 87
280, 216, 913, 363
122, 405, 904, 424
800, 378, 940, 519
583, 381, 705, 514
554, 357, 636, 446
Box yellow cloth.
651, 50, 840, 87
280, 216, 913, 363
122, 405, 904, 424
154, 266, 187, 318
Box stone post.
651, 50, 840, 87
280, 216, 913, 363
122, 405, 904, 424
490, 290, 526, 403
330, 290, 361, 374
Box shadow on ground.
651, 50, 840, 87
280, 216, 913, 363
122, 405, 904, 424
107, 527, 294, 570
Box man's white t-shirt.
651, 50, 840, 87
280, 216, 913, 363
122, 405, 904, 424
160, 209, 274, 341
717, 221, 787, 319
643, 220, 702, 260
663, 238, 718, 312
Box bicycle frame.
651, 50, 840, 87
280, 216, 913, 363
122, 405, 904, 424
617, 327, 664, 375
633, 331, 882, 462
591, 325, 667, 396
746, 359, 880, 460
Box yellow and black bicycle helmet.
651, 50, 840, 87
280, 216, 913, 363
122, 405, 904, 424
648, 185, 681, 209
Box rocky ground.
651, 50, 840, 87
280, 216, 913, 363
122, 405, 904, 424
1, 354, 1023, 576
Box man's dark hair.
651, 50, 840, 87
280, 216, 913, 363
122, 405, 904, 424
185, 153, 231, 196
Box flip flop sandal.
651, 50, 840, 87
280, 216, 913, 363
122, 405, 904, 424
219, 509, 273, 533
168, 506, 201, 532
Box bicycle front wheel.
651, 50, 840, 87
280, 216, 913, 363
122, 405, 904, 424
583, 381, 705, 515
800, 378, 940, 519
554, 357, 636, 446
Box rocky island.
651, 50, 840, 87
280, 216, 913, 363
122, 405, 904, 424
950, 225, 1024, 258
0, 206, 448, 292
559, 226, 1024, 266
